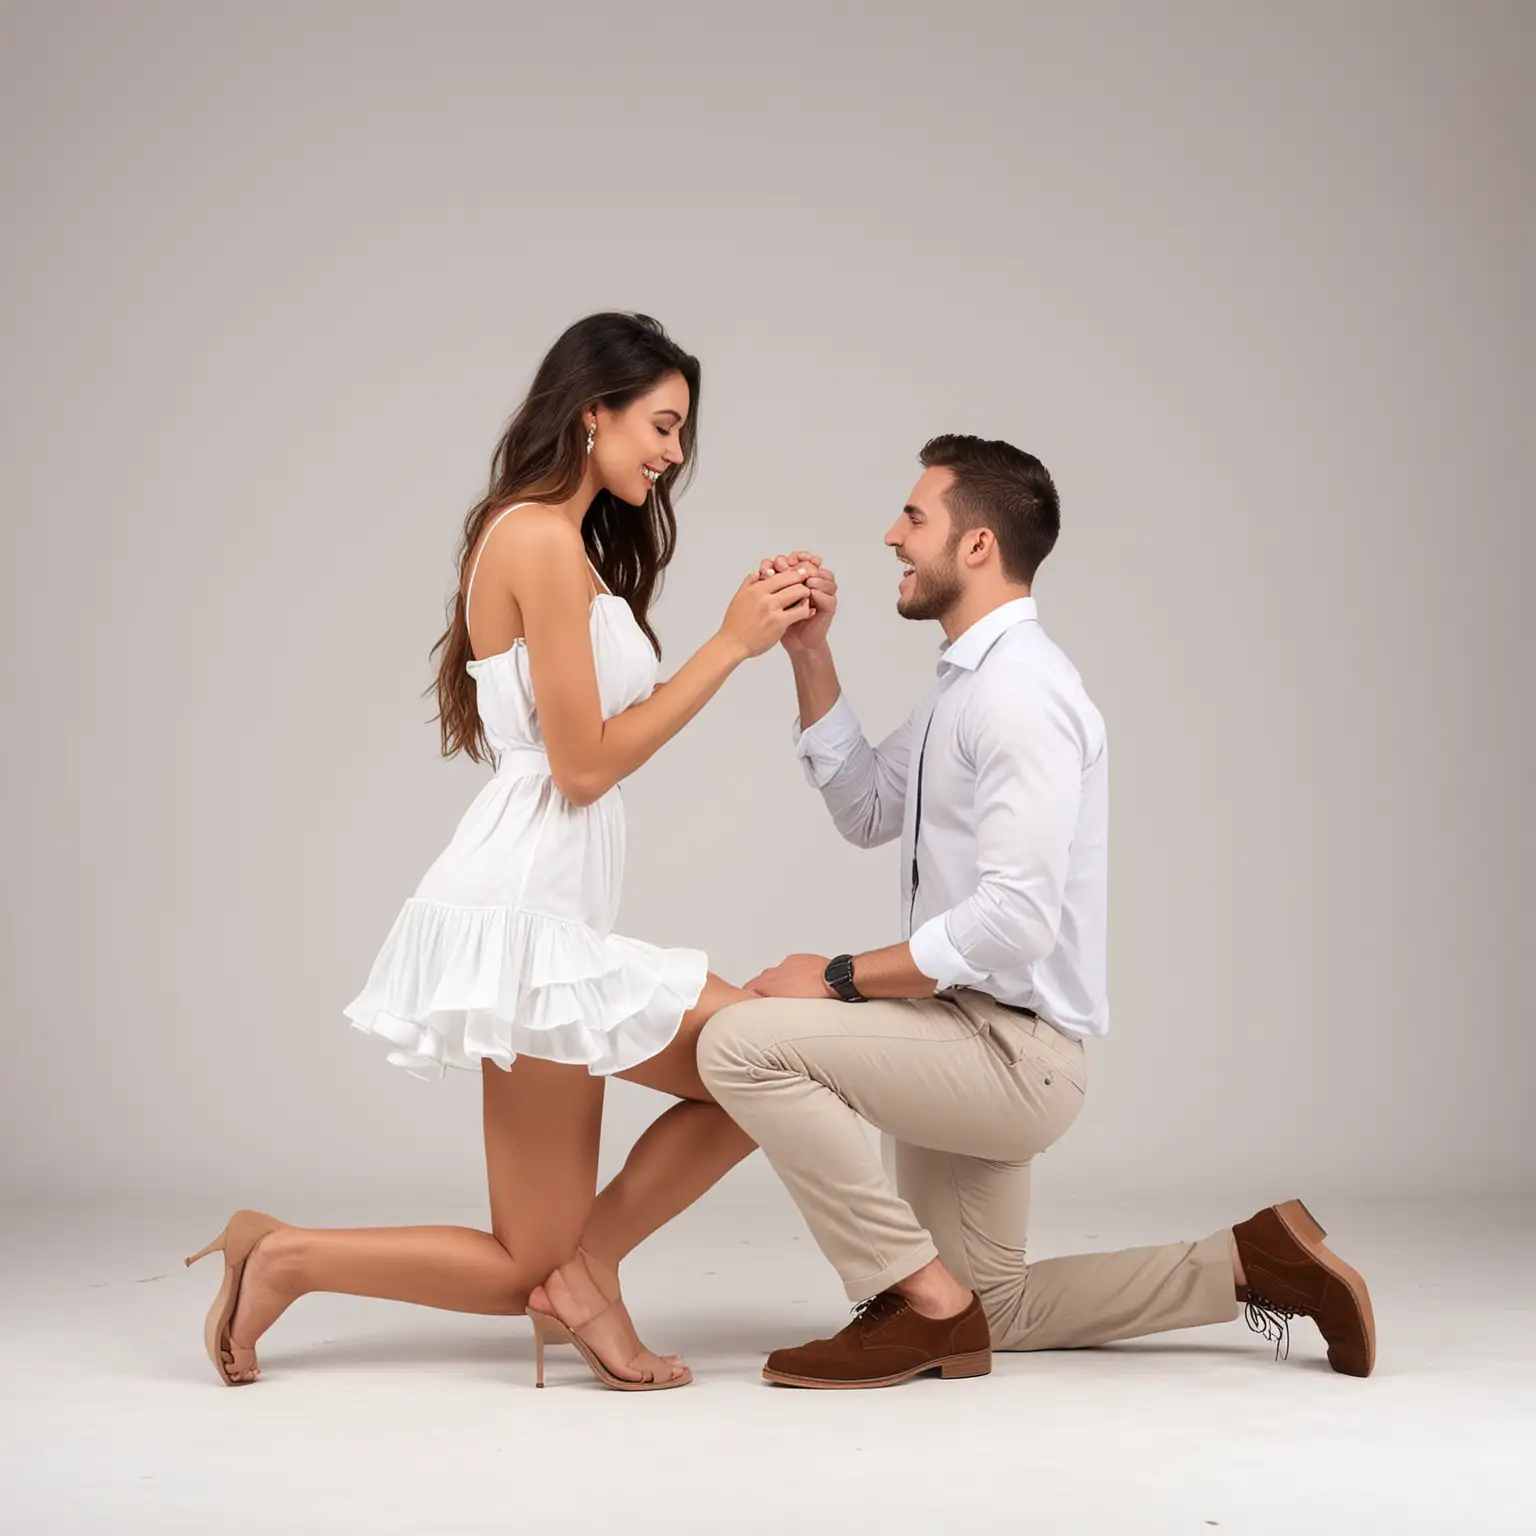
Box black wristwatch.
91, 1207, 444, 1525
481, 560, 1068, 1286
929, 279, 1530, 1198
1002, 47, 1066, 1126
824, 953, 866, 1003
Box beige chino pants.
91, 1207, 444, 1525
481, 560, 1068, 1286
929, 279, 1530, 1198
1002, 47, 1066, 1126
698, 988, 1239, 1350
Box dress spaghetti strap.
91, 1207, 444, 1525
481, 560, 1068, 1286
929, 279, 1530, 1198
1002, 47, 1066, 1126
464, 502, 609, 631
464, 502, 536, 629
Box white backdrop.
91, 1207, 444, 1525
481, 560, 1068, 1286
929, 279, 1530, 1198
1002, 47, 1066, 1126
2, 0, 1531, 1211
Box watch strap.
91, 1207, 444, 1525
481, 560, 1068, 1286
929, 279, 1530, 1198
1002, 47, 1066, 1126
824, 953, 866, 1003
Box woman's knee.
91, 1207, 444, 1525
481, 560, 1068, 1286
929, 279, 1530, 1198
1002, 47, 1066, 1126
488, 1215, 582, 1283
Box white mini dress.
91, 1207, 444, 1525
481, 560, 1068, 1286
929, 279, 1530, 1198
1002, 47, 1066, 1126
344, 504, 709, 1080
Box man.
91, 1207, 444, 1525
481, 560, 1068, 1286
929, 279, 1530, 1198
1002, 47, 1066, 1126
699, 434, 1375, 1389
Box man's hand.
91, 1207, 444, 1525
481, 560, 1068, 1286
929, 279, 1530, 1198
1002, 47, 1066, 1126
745, 953, 836, 999
755, 551, 838, 653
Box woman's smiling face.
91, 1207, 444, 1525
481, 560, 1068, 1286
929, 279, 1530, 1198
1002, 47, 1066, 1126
588, 372, 690, 505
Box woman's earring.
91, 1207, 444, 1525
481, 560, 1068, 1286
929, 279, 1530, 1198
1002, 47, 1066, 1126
585, 423, 596, 456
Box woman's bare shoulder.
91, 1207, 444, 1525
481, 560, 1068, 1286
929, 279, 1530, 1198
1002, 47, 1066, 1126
472, 502, 585, 589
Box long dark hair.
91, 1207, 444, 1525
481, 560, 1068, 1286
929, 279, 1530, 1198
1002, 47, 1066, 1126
431, 312, 701, 762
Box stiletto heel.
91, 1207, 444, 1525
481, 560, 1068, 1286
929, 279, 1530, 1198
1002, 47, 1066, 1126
184, 1233, 226, 1267
531, 1309, 574, 1389
185, 1209, 283, 1386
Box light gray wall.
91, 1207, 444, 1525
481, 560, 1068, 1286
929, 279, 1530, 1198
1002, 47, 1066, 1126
2, 0, 1531, 1209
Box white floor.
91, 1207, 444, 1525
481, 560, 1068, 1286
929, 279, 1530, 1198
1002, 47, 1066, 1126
4, 1193, 1532, 1534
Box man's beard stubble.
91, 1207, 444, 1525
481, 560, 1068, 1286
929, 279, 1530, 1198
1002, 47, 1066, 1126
896, 543, 964, 623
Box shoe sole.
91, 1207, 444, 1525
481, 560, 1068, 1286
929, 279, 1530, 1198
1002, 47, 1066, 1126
201, 1261, 239, 1386
762, 1349, 992, 1390
187, 1212, 280, 1387
1274, 1198, 1377, 1377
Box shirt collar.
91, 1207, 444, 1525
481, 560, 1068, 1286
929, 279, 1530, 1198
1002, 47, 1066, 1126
937, 596, 1039, 673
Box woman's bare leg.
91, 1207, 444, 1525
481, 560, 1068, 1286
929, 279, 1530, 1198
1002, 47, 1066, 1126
225, 1226, 524, 1351
220, 975, 758, 1374
480, 1054, 605, 1279
222, 1056, 605, 1377
583, 974, 758, 1269
486, 1056, 689, 1386
530, 975, 758, 1376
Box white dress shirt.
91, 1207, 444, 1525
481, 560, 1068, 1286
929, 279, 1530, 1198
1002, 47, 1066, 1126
792, 597, 1109, 1039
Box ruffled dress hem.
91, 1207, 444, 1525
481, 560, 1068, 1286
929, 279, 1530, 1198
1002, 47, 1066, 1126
343, 898, 709, 1081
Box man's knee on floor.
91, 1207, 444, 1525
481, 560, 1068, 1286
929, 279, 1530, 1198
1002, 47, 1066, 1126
971, 1274, 1029, 1348
697, 997, 805, 1092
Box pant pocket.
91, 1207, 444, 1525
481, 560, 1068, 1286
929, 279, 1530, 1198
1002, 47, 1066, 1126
981, 1013, 1033, 1067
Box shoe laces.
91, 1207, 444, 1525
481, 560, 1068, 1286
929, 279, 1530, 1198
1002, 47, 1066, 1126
851, 1291, 907, 1331
1243, 1292, 1298, 1361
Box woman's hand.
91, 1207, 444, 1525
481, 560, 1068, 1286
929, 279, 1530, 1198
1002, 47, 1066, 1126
720, 565, 813, 660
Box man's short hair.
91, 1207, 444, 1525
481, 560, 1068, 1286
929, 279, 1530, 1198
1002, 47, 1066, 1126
919, 434, 1060, 583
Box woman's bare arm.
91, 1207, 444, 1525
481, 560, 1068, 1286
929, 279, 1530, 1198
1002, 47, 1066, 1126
490, 509, 811, 806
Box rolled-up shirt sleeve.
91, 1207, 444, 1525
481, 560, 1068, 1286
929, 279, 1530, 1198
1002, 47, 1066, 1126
792, 693, 913, 849
907, 666, 1082, 988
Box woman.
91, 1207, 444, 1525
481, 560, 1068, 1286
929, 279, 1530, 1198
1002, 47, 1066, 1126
187, 313, 821, 1392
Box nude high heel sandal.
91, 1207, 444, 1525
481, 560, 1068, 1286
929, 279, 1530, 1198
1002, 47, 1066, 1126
185, 1210, 283, 1386
529, 1302, 692, 1392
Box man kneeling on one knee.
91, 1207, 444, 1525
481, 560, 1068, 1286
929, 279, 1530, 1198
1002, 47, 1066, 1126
698, 435, 1375, 1390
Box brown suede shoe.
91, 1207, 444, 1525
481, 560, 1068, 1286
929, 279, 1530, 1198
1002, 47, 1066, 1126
762, 1290, 991, 1389
1233, 1199, 1376, 1377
